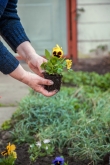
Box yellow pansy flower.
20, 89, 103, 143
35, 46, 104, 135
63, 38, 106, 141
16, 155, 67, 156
1, 142, 17, 159
6, 143, 16, 155
66, 59, 72, 69
1, 150, 8, 156
52, 44, 63, 58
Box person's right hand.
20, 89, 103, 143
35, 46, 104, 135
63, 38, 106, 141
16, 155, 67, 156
10, 64, 57, 97
22, 71, 57, 97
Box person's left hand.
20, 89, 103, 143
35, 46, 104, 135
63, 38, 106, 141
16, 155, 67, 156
27, 54, 47, 77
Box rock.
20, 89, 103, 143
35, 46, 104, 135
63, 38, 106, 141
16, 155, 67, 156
2, 131, 11, 140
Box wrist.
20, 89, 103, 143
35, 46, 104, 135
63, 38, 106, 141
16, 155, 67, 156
9, 64, 29, 84
16, 41, 37, 62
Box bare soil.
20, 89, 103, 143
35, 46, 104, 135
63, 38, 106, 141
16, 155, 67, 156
72, 56, 110, 74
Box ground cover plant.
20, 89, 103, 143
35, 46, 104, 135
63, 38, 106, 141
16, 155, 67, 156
63, 71, 110, 91
0, 69, 110, 165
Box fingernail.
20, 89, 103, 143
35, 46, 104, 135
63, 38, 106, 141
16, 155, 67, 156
49, 81, 54, 85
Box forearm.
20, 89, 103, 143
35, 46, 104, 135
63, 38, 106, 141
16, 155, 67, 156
9, 64, 29, 85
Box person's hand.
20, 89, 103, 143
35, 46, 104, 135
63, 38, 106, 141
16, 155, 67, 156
10, 64, 57, 97
27, 54, 46, 76
22, 71, 57, 97
17, 41, 47, 76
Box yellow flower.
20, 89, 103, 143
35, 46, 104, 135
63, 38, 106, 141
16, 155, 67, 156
1, 143, 17, 159
6, 143, 16, 155
12, 151, 17, 159
66, 59, 72, 69
52, 44, 63, 58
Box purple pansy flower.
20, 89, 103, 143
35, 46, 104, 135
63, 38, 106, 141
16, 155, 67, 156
52, 156, 64, 165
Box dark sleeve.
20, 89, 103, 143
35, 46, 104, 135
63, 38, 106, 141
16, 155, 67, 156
0, 0, 30, 53
0, 41, 19, 74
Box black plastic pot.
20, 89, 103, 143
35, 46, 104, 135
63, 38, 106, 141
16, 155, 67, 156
43, 72, 62, 92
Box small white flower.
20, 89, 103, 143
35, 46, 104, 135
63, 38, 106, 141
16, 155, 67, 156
46, 146, 48, 150
43, 139, 50, 144
36, 141, 41, 148
30, 145, 32, 148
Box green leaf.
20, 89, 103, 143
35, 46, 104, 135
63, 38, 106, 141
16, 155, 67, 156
57, 68, 63, 74
50, 57, 57, 65
41, 62, 47, 70
45, 49, 51, 59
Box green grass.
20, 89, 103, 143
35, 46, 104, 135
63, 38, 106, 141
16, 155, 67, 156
0, 103, 16, 107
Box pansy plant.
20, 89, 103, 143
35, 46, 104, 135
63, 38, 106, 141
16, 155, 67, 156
29, 139, 54, 162
41, 44, 72, 75
41, 44, 72, 91
52, 156, 64, 165
0, 142, 17, 165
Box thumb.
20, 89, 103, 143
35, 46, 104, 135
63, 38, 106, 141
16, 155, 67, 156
28, 62, 43, 76
38, 77, 54, 86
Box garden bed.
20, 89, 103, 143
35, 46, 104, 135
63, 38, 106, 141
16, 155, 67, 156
0, 131, 91, 165
0, 56, 110, 165
72, 56, 110, 74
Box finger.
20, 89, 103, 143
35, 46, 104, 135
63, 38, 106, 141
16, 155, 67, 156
42, 58, 47, 63
37, 57, 47, 73
38, 77, 54, 86
37, 64, 45, 74
28, 63, 42, 76
38, 86, 58, 97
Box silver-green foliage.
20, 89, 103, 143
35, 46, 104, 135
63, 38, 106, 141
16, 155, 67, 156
11, 87, 110, 164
